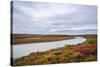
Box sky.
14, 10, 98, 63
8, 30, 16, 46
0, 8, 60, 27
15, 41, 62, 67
12, 1, 97, 35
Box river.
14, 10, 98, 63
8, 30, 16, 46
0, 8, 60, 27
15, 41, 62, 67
12, 37, 86, 58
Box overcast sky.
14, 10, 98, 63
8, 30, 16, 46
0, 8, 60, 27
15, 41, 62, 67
12, 1, 97, 35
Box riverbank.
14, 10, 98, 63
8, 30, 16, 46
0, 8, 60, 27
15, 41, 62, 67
12, 34, 97, 66
12, 34, 74, 45
12, 37, 86, 58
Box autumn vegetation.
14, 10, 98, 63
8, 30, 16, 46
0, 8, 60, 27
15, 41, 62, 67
12, 34, 97, 66
12, 34, 74, 44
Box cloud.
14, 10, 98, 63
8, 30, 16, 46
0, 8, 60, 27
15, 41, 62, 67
12, 1, 97, 35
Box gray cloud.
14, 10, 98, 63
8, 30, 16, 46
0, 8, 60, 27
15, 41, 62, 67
12, 1, 97, 35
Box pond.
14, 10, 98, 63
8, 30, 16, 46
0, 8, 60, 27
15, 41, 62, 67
12, 37, 86, 58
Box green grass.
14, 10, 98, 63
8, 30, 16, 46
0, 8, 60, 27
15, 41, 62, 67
82, 34, 97, 44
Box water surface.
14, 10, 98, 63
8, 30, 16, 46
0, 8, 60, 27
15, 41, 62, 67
12, 37, 86, 58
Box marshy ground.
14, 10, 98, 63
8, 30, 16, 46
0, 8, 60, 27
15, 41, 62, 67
12, 34, 74, 44
12, 34, 97, 66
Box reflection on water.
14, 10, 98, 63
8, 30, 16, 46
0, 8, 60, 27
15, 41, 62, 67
12, 37, 86, 58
